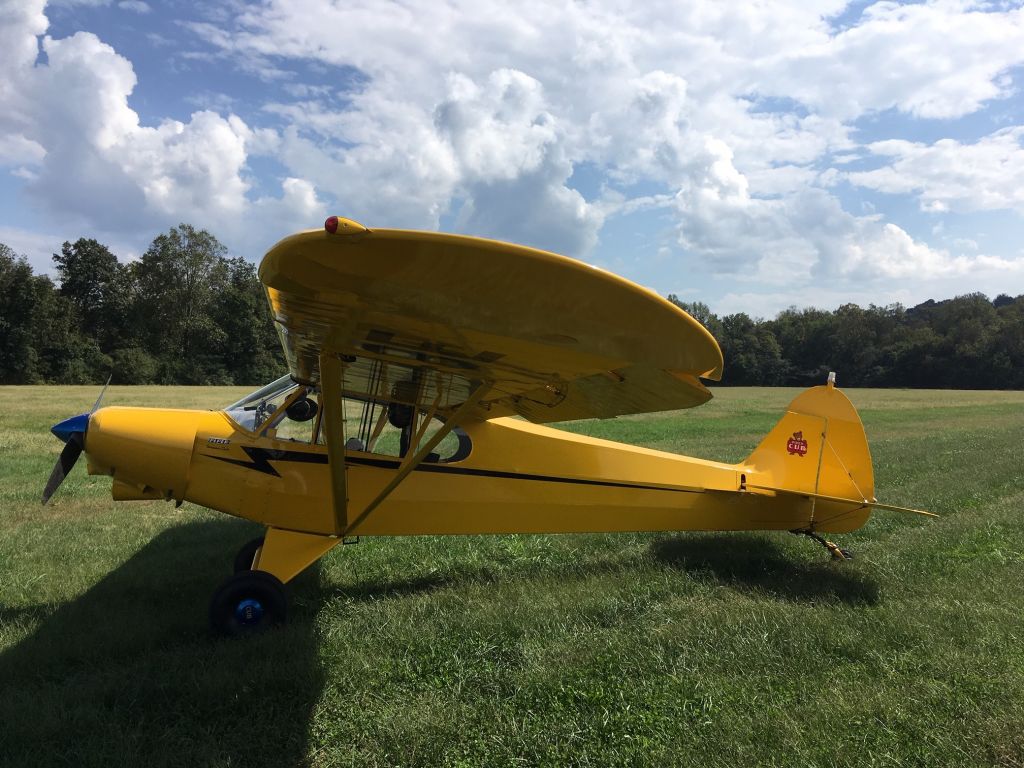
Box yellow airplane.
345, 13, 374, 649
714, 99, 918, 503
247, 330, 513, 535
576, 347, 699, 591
43, 217, 932, 635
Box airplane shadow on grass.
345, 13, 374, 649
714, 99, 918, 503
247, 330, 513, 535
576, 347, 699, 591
0, 525, 878, 767
0, 519, 325, 768
303, 531, 880, 609
650, 532, 880, 605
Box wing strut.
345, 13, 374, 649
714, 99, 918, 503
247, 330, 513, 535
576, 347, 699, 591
344, 379, 491, 537
319, 351, 350, 533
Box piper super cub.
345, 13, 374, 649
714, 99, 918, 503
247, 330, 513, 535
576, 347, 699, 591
43, 217, 932, 635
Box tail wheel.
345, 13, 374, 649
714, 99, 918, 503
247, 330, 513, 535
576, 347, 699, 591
209, 570, 288, 636
233, 536, 266, 573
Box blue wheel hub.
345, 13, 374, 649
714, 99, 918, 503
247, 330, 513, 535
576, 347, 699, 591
235, 598, 264, 625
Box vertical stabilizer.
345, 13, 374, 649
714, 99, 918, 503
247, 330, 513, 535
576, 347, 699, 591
742, 380, 875, 532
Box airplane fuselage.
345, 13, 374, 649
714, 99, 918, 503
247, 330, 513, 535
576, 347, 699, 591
85, 405, 868, 540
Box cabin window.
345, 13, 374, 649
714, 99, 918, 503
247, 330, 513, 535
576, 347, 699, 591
230, 353, 476, 459
223, 375, 320, 443
263, 390, 320, 443
224, 375, 297, 432
319, 394, 471, 463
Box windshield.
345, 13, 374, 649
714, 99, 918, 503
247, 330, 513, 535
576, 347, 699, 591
224, 374, 302, 433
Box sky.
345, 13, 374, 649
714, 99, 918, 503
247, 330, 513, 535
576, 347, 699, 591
2, 0, 1024, 317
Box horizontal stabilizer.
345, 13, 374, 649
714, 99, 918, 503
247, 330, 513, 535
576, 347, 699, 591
747, 483, 937, 518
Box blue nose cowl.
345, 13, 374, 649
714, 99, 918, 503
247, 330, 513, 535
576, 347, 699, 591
51, 412, 89, 443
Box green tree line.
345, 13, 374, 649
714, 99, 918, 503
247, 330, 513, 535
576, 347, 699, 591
669, 294, 1024, 388
1, 225, 1022, 387
0, 225, 282, 385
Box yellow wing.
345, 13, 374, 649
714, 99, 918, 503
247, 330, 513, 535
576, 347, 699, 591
258, 218, 723, 423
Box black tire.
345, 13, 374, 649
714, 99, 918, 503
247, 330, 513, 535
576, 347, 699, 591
233, 536, 265, 573
209, 570, 288, 637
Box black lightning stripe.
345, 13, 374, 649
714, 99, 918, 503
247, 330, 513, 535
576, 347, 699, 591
202, 447, 697, 494
205, 446, 328, 477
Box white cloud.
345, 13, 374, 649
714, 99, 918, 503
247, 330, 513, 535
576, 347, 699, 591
14, 31, 253, 229
3, 0, 1024, 296
0, 1, 47, 126
180, 0, 1024, 270
239, 176, 327, 256
451, 155, 603, 257
437, 70, 557, 184
437, 70, 604, 253
118, 0, 150, 12
0, 225, 64, 273
670, 138, 1016, 283
713, 257, 1024, 318
275, 107, 457, 229
760, 1, 1024, 119
847, 127, 1024, 214
0, 133, 45, 166
0, 4, 323, 259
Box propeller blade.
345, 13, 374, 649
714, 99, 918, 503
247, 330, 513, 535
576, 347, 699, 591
91, 374, 112, 415
41, 433, 84, 505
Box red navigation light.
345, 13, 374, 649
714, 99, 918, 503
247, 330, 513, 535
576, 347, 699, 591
322, 216, 367, 236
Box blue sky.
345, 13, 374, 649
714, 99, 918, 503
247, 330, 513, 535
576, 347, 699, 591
2, 0, 1024, 317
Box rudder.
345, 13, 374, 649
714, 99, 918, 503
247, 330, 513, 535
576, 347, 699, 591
742, 381, 875, 532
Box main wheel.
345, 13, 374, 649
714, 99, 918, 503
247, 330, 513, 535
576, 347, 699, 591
209, 570, 288, 637
233, 536, 266, 573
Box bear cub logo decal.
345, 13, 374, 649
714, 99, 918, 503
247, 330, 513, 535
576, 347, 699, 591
786, 431, 809, 456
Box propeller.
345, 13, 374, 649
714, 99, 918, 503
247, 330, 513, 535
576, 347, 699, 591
90, 375, 111, 414
41, 375, 111, 505
41, 432, 85, 504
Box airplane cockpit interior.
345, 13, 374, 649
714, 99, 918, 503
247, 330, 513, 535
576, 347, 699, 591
223, 370, 470, 462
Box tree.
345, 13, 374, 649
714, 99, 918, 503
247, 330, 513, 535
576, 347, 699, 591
210, 257, 284, 384
4, 229, 1024, 389
0, 244, 41, 382
667, 295, 724, 340
993, 294, 1015, 309
717, 312, 788, 385
0, 242, 108, 383
132, 224, 231, 383
31, 276, 110, 384
768, 307, 837, 386
993, 296, 1024, 388
52, 238, 122, 345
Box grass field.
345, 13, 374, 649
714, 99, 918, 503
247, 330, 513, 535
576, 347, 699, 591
1, 385, 1023, 767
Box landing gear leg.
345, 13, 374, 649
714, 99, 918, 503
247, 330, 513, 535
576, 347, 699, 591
233, 536, 265, 573
210, 527, 341, 636
791, 529, 853, 561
